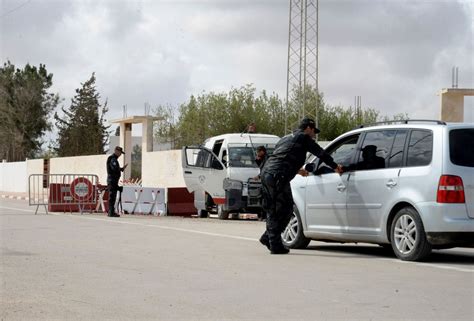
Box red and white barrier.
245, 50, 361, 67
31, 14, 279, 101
120, 186, 166, 216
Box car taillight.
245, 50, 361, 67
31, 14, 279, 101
437, 175, 465, 203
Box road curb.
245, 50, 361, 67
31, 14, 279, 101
0, 194, 29, 201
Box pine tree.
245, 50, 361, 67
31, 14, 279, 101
0, 61, 59, 161
54, 73, 109, 156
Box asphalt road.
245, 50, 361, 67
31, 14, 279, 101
1, 198, 473, 321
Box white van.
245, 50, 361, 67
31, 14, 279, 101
181, 133, 280, 219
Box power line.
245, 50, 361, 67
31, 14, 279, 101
0, 0, 33, 19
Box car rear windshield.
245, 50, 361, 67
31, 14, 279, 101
450, 129, 474, 167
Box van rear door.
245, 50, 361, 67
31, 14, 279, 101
181, 146, 227, 200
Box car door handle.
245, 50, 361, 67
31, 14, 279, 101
185, 171, 192, 174
386, 180, 397, 187
337, 183, 346, 192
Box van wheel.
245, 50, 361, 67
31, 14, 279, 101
282, 206, 310, 249
217, 205, 229, 220
390, 207, 432, 261
198, 209, 208, 218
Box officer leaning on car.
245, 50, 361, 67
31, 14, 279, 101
259, 117, 344, 254
106, 146, 128, 217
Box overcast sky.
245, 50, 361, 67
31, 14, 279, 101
1, 0, 473, 135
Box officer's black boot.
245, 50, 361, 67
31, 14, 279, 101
259, 233, 271, 250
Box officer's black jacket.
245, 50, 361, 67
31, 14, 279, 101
262, 129, 337, 180
106, 154, 122, 181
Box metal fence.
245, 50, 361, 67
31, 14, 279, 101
29, 174, 99, 214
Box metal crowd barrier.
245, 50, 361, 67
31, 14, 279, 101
29, 174, 99, 215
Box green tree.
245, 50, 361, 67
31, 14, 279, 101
320, 105, 379, 140
170, 85, 284, 147
0, 61, 59, 161
286, 85, 381, 140
153, 104, 178, 148
154, 84, 408, 148
54, 73, 109, 156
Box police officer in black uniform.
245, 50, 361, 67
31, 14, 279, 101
259, 118, 343, 254
107, 146, 128, 217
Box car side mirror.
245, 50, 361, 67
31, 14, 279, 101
304, 163, 316, 173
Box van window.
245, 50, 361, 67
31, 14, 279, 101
228, 147, 258, 168
195, 149, 212, 167
387, 130, 408, 168
212, 140, 224, 157
449, 129, 474, 167
406, 130, 433, 167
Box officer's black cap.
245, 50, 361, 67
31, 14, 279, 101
299, 117, 320, 133
115, 146, 125, 154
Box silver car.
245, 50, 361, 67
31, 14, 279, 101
283, 120, 474, 261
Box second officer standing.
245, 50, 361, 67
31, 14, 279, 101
106, 146, 128, 217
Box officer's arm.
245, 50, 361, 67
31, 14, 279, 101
307, 137, 338, 169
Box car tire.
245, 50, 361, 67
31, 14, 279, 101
390, 207, 432, 261
198, 209, 208, 218
282, 206, 311, 249
217, 204, 229, 220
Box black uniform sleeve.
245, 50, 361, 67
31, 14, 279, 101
305, 136, 338, 169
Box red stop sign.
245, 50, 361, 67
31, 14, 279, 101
70, 177, 94, 202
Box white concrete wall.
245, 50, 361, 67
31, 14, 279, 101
1, 151, 176, 193
27, 159, 44, 176
142, 150, 185, 188
50, 154, 109, 185
0, 161, 27, 193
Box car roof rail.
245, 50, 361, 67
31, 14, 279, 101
358, 119, 447, 128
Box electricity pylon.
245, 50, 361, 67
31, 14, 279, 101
285, 0, 319, 133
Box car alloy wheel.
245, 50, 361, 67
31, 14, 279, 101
282, 214, 299, 244
281, 206, 311, 249
393, 214, 417, 254
390, 207, 432, 261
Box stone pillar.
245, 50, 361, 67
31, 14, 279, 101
439, 88, 474, 123
142, 118, 154, 153
440, 92, 464, 122
119, 122, 132, 179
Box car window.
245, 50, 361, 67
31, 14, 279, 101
329, 135, 360, 166
351, 130, 395, 170
387, 130, 408, 168
406, 130, 433, 167
313, 134, 360, 174
449, 128, 474, 167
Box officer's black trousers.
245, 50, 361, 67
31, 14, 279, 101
108, 179, 119, 215
261, 172, 293, 250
